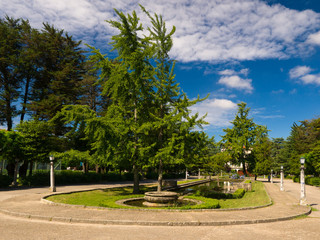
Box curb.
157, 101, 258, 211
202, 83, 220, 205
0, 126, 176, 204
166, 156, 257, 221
0, 206, 312, 226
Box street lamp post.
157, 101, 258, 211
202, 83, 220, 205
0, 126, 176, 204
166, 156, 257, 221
300, 157, 306, 205
49, 155, 56, 192
280, 166, 284, 191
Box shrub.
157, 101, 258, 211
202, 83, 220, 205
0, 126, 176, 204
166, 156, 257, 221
305, 177, 320, 186
233, 188, 246, 199
0, 175, 12, 188
293, 176, 300, 183
195, 187, 246, 199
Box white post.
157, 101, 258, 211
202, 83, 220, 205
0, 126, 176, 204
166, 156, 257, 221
300, 158, 306, 205
271, 169, 273, 183
185, 168, 188, 180
227, 181, 231, 192
49, 155, 56, 192
198, 168, 201, 179
280, 166, 284, 191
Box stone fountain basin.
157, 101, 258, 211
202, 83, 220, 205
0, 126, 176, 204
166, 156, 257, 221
144, 191, 178, 204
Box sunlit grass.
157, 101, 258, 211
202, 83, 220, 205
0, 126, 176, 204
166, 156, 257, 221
47, 181, 270, 210
218, 181, 270, 209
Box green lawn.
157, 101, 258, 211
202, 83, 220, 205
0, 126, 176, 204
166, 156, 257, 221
47, 181, 270, 210
217, 181, 270, 209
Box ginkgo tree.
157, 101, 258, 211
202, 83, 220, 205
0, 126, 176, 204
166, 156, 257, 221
84, 6, 207, 193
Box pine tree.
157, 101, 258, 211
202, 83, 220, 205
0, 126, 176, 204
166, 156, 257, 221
221, 102, 268, 175
0, 16, 25, 130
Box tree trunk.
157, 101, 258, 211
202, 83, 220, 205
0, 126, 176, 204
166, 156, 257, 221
95, 165, 100, 174
19, 161, 28, 178
132, 163, 140, 194
6, 162, 15, 177
12, 160, 19, 186
5, 97, 12, 131
20, 77, 31, 122
28, 161, 34, 177
242, 158, 246, 176
157, 158, 163, 192
132, 104, 140, 194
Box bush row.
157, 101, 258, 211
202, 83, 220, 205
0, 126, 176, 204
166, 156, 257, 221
0, 170, 185, 188
195, 188, 246, 199
16, 170, 137, 187
292, 176, 320, 186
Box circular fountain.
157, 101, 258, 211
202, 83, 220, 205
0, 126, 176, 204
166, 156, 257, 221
143, 191, 178, 207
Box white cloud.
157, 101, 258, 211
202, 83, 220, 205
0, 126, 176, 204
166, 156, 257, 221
289, 65, 320, 85
190, 98, 237, 128
218, 76, 253, 93
300, 74, 320, 85
289, 66, 312, 79
218, 69, 237, 76
307, 31, 320, 45
0, 0, 319, 62
217, 68, 253, 93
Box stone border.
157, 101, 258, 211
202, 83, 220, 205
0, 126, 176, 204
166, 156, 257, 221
0, 182, 312, 226
0, 207, 312, 226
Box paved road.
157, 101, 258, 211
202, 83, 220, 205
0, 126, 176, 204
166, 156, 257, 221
0, 179, 319, 240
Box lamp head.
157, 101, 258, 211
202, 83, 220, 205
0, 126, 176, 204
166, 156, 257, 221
281, 166, 283, 170
49, 155, 54, 162
300, 157, 305, 165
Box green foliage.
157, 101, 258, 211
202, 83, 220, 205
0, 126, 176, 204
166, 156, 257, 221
194, 186, 246, 199
220, 102, 269, 174
1, 131, 25, 163
0, 16, 28, 130
285, 119, 320, 175
0, 16, 86, 131
18, 170, 138, 187
233, 188, 246, 198
251, 137, 272, 175
16, 120, 54, 162
306, 177, 320, 186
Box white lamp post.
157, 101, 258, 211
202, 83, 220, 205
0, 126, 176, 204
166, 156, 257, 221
300, 157, 306, 205
280, 166, 284, 191
49, 155, 56, 192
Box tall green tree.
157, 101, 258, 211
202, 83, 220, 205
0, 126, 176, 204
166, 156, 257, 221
16, 120, 54, 177
141, 6, 207, 191
251, 136, 272, 176
1, 131, 25, 185
220, 102, 268, 175
28, 23, 85, 122
88, 8, 154, 193
0, 16, 25, 130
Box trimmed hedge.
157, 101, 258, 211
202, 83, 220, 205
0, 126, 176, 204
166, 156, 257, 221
18, 170, 137, 187
293, 176, 320, 186
306, 177, 320, 186
0, 175, 12, 188
195, 188, 246, 199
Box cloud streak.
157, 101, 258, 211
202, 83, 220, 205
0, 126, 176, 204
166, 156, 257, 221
0, 0, 319, 62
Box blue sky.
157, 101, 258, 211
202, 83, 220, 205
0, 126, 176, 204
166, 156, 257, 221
1, 0, 320, 141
